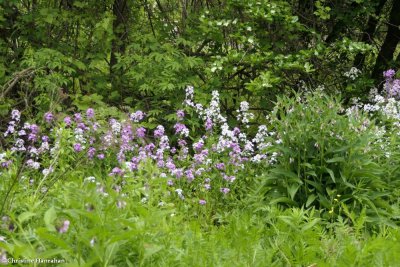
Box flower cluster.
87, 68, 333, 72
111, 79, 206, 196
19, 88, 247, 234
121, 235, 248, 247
383, 69, 400, 99
344, 67, 361, 80
2, 87, 282, 206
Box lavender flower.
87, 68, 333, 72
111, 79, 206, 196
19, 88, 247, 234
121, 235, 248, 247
199, 199, 206, 205
64, 116, 72, 126
86, 108, 95, 119
174, 123, 189, 137
130, 110, 145, 122
185, 169, 195, 182
136, 127, 146, 138
11, 109, 21, 121
205, 118, 213, 131
42, 135, 49, 142
154, 125, 165, 138
178, 139, 187, 147
74, 143, 82, 152
87, 147, 96, 159
215, 163, 225, 170
383, 69, 396, 80
220, 187, 230, 194
44, 112, 54, 123
176, 110, 185, 120
109, 167, 123, 176
26, 159, 40, 170
74, 113, 82, 122
193, 139, 204, 152
58, 220, 70, 233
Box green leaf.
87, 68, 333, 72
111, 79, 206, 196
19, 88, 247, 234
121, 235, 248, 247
143, 244, 164, 260
44, 206, 57, 231
269, 197, 298, 206
306, 194, 317, 207
287, 184, 300, 200
36, 228, 71, 250
324, 167, 336, 183
18, 212, 36, 224
301, 218, 321, 231
326, 157, 345, 163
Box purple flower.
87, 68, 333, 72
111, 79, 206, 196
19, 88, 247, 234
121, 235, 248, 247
174, 168, 183, 178
74, 143, 82, 152
223, 174, 236, 183
185, 169, 195, 182
11, 110, 21, 121
199, 199, 206, 205
176, 110, 185, 120
166, 161, 176, 171
383, 69, 396, 80
220, 187, 230, 194
178, 139, 187, 147
87, 147, 96, 159
154, 125, 165, 138
174, 123, 189, 137
136, 127, 146, 138
77, 123, 88, 131
386, 79, 400, 98
145, 143, 155, 152
30, 124, 39, 134
97, 153, 105, 160
130, 110, 145, 122
64, 116, 72, 126
58, 220, 70, 233
86, 108, 95, 119
74, 113, 82, 122
1, 160, 12, 168
4, 125, 15, 136
215, 163, 225, 170
28, 133, 37, 142
44, 112, 54, 123
204, 184, 211, 190
109, 167, 123, 176
167, 179, 174, 186
42, 136, 49, 142
157, 159, 165, 167
205, 118, 213, 131
193, 140, 204, 152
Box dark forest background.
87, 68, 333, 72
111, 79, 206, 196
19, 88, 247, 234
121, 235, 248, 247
1, 0, 400, 122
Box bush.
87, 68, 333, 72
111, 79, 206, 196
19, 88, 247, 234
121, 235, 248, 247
257, 92, 394, 223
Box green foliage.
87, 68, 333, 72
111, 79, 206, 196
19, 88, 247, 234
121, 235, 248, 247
256, 92, 394, 223
0, 0, 388, 121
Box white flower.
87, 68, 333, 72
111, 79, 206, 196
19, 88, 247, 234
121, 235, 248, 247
84, 176, 96, 183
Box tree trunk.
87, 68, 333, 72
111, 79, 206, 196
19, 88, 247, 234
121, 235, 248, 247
372, 0, 400, 83
353, 0, 387, 69
110, 0, 129, 93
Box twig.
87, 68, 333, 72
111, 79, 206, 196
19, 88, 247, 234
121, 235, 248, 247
1, 68, 37, 99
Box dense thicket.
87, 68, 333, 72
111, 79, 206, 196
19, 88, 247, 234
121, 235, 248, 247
1, 0, 399, 122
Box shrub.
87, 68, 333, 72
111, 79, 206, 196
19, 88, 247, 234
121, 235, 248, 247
257, 92, 394, 223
